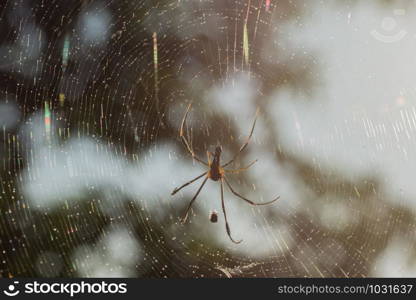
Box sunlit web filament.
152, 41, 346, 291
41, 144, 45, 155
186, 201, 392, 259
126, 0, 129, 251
44, 101, 51, 140
58, 35, 69, 112
153, 32, 159, 106
243, 0, 250, 66
152, 32, 165, 127
243, 23, 249, 66
153, 32, 158, 91
62, 34, 70, 73
59, 93, 65, 107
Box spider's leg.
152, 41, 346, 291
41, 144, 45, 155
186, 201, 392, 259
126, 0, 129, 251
223, 176, 279, 205
224, 159, 258, 174
220, 179, 242, 244
180, 103, 208, 166
207, 151, 213, 165
181, 177, 208, 224
222, 108, 259, 168
171, 172, 207, 195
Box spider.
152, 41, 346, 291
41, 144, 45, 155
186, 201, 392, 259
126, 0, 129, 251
171, 103, 280, 244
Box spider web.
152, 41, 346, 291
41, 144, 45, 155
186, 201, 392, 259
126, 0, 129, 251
1, 0, 415, 278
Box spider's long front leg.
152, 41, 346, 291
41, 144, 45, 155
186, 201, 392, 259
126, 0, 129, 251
223, 176, 279, 205
222, 108, 259, 168
171, 172, 207, 195
220, 179, 242, 244
180, 103, 208, 166
181, 176, 208, 224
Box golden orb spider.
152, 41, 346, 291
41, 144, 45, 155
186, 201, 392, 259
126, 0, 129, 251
171, 103, 280, 244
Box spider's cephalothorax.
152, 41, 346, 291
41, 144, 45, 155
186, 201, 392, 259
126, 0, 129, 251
171, 103, 280, 244
208, 146, 224, 181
